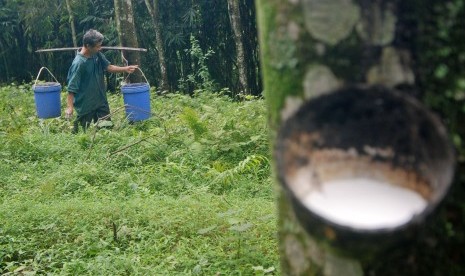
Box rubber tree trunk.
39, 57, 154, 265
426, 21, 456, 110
240, 0, 261, 96
144, 0, 169, 92
0, 41, 10, 81
256, 0, 455, 275
114, 0, 142, 83
227, 0, 249, 95
65, 0, 77, 47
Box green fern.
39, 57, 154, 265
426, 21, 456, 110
212, 154, 269, 185
179, 107, 208, 140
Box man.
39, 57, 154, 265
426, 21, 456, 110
66, 29, 138, 133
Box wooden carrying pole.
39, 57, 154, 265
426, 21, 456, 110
35, 46, 147, 53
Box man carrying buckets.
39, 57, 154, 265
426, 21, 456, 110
66, 29, 138, 133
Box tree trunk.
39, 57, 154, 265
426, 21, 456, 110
227, 0, 249, 95
114, 0, 142, 83
0, 41, 10, 81
144, 0, 169, 92
256, 0, 455, 275
240, 0, 261, 96
65, 0, 77, 47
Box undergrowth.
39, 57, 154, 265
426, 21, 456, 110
0, 84, 278, 275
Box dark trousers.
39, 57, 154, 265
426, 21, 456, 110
73, 105, 111, 133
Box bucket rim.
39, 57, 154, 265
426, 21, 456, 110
121, 83, 150, 94
33, 82, 61, 88
121, 82, 150, 88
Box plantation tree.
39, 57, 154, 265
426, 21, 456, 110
0, 0, 61, 82
257, 0, 461, 275
1, 0, 263, 95
144, 0, 169, 92
196, 0, 234, 92
65, 0, 78, 47
114, 0, 142, 83
18, 0, 74, 81
227, 0, 249, 95
0, 0, 19, 81
239, 0, 262, 95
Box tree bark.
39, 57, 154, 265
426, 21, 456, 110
256, 0, 455, 275
0, 41, 10, 81
241, 0, 261, 95
227, 0, 249, 95
114, 0, 142, 83
65, 0, 77, 47
144, 0, 169, 92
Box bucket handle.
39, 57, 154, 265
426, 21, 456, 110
123, 67, 149, 85
34, 67, 59, 87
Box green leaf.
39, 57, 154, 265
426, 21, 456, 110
227, 218, 241, 225
457, 78, 465, 90
264, 266, 276, 273
197, 225, 217, 235
14, 266, 27, 273
97, 120, 114, 128
229, 222, 253, 232
453, 134, 462, 148
434, 64, 449, 79
217, 209, 240, 218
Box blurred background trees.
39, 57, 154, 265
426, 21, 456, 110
0, 0, 261, 96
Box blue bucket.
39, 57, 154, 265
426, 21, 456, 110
121, 69, 151, 122
33, 67, 61, 119
122, 83, 151, 121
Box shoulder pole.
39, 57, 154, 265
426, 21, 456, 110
35, 46, 147, 53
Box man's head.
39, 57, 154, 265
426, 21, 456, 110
83, 29, 103, 53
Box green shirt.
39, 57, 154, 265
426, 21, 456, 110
67, 52, 111, 115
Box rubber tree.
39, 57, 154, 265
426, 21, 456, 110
144, 0, 169, 92
65, 0, 78, 47
256, 0, 455, 275
240, 0, 262, 96
114, 0, 142, 83
227, 0, 249, 95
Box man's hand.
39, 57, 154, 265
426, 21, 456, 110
125, 65, 139, 74
65, 107, 73, 120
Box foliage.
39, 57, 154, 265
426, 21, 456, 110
410, 5, 465, 272
415, 0, 465, 161
0, 0, 261, 95
0, 84, 277, 274
178, 35, 217, 93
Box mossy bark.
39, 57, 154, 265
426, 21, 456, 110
256, 0, 451, 275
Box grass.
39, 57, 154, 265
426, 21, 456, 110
0, 84, 279, 275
